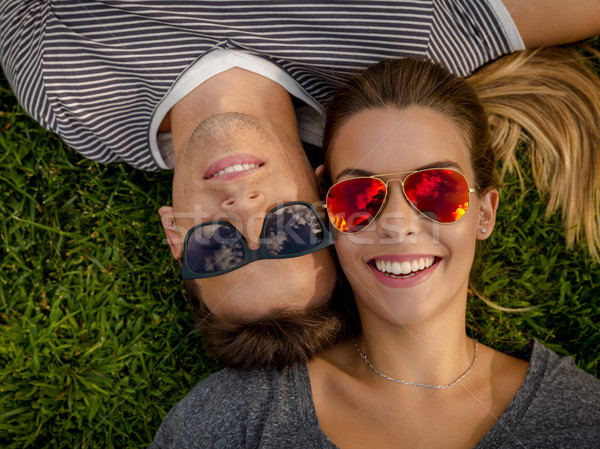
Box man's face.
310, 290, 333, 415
163, 113, 337, 320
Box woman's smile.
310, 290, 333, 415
367, 254, 441, 288
372, 255, 436, 276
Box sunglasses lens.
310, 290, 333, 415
404, 169, 470, 223
186, 224, 245, 274
264, 203, 324, 255
327, 178, 386, 233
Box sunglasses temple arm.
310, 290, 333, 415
324, 225, 336, 245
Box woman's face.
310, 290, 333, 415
327, 106, 498, 328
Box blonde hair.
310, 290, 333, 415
467, 45, 600, 258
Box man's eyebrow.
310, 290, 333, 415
334, 160, 463, 181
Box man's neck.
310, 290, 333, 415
168, 68, 300, 157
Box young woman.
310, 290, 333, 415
308, 57, 600, 448
151, 56, 600, 448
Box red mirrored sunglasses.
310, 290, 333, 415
325, 168, 476, 234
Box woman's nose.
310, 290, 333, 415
376, 183, 420, 241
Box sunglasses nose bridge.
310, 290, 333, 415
375, 180, 421, 233
242, 217, 264, 251
387, 179, 407, 202
381, 178, 411, 212
211, 213, 263, 252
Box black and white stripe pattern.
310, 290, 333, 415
1, 0, 517, 171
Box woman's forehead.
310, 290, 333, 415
328, 107, 472, 178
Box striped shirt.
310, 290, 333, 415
0, 0, 523, 171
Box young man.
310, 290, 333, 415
2, 0, 598, 368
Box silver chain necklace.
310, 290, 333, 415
352, 337, 478, 390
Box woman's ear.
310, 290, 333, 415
159, 206, 183, 259
477, 188, 499, 240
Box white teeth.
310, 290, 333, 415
374, 257, 435, 277
401, 261, 411, 274
213, 163, 259, 178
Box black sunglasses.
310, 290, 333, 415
181, 201, 334, 279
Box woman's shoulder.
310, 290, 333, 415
522, 339, 600, 412
163, 365, 290, 423
150, 364, 311, 449
476, 340, 600, 449
509, 339, 600, 391
479, 340, 600, 448
183, 366, 270, 404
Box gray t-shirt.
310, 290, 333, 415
150, 340, 600, 448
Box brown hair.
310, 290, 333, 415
467, 45, 600, 257
185, 273, 359, 370
323, 57, 498, 195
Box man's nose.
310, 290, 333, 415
376, 183, 420, 241
220, 190, 267, 249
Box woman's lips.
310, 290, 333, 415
368, 255, 441, 288
204, 153, 264, 180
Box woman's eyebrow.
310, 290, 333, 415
334, 168, 373, 180
334, 160, 463, 181
416, 160, 462, 172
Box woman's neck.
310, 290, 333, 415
354, 316, 474, 388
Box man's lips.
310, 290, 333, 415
204, 154, 264, 180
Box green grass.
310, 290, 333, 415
0, 72, 218, 448
2, 44, 600, 447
